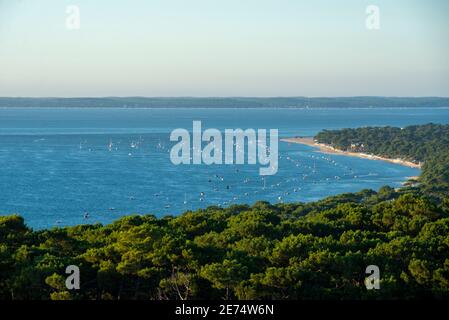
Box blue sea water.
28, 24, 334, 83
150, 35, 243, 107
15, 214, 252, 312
1, 107, 448, 229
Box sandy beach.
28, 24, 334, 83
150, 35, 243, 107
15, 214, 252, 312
281, 137, 422, 169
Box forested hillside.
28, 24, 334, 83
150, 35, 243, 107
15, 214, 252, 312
1, 191, 449, 300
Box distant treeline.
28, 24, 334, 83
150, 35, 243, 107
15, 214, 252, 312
1, 97, 449, 108
315, 123, 449, 197
1, 123, 449, 300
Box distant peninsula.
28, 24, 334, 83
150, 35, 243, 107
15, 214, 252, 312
281, 136, 421, 169
1, 97, 449, 109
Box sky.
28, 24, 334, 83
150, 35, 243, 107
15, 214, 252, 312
0, 0, 448, 97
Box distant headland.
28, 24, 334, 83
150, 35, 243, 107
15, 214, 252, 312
1, 97, 449, 108
281, 137, 422, 169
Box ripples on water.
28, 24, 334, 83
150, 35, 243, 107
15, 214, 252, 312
2, 107, 445, 229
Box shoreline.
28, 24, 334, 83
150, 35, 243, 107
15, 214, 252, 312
281, 137, 422, 169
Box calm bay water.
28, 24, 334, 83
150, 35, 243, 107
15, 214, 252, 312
1, 107, 448, 229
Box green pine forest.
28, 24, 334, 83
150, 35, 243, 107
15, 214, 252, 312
1, 123, 448, 300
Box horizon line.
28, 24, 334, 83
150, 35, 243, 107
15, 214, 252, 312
1, 96, 449, 99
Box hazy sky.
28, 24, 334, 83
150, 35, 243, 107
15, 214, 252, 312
0, 0, 448, 97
